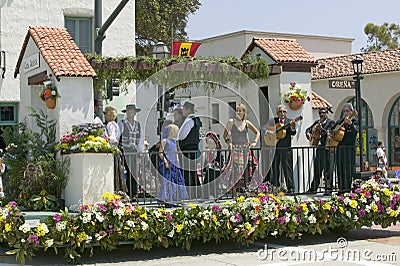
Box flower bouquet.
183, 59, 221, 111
282, 82, 310, 110
57, 123, 117, 154
39, 74, 60, 109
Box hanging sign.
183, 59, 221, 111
23, 53, 40, 73
328, 80, 355, 89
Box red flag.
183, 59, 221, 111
171, 41, 201, 57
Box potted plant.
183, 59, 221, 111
39, 74, 60, 109
282, 82, 310, 111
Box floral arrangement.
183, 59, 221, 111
39, 74, 60, 101
0, 180, 399, 265
57, 123, 116, 154
282, 82, 311, 104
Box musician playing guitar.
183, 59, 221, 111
305, 107, 335, 195
332, 103, 358, 194
264, 105, 297, 194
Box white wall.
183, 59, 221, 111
1, 0, 135, 113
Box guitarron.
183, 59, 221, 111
264, 116, 303, 146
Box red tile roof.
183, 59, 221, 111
311, 91, 332, 109
312, 48, 400, 80
14, 26, 97, 79
247, 38, 317, 63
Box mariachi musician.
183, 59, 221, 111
305, 107, 335, 195
331, 103, 358, 194
265, 105, 296, 194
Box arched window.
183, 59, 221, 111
388, 96, 400, 166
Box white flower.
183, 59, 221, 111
308, 214, 316, 224
373, 194, 380, 202
222, 208, 230, 216
19, 223, 31, 233
343, 197, 351, 205
45, 239, 54, 247
141, 221, 148, 231
346, 211, 352, 218
96, 213, 104, 222
271, 230, 278, 236
167, 230, 174, 238
126, 220, 135, 228
56, 221, 67, 231
38, 223, 49, 234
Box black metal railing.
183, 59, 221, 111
119, 145, 358, 205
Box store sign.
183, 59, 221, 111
23, 53, 40, 73
328, 80, 355, 89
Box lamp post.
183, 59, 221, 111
351, 57, 364, 171
152, 41, 169, 138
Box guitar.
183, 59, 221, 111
309, 123, 322, 146
264, 116, 303, 146
326, 110, 356, 150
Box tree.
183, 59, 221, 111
362, 22, 400, 52
135, 0, 201, 56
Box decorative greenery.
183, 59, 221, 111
85, 54, 269, 96
39, 74, 60, 101
0, 180, 399, 265
57, 123, 117, 154
1, 108, 70, 209
282, 82, 311, 104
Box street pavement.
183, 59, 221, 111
0, 223, 399, 265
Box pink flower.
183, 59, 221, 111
290, 82, 296, 87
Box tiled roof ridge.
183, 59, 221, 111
312, 48, 400, 80
14, 26, 97, 79
311, 91, 332, 109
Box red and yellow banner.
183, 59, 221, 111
171, 41, 201, 57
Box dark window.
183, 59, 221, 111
212, 103, 219, 124
65, 17, 92, 53
228, 102, 236, 119
0, 104, 17, 125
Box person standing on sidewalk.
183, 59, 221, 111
306, 107, 335, 195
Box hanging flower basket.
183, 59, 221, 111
39, 74, 60, 109
45, 98, 56, 109
282, 82, 310, 111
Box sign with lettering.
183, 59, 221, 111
329, 80, 355, 89
24, 219, 40, 228
23, 53, 40, 73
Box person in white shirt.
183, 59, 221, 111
93, 99, 104, 125
376, 141, 388, 177
103, 106, 120, 145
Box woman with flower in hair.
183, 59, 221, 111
222, 104, 260, 196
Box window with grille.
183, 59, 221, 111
65, 17, 92, 53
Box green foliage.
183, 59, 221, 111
135, 0, 201, 56
362, 22, 400, 52
0, 108, 70, 209
29, 190, 58, 211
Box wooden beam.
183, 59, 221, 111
28, 70, 47, 85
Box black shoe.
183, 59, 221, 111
287, 189, 295, 195
323, 190, 332, 196
306, 189, 316, 194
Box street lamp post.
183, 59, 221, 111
152, 41, 170, 138
351, 57, 364, 171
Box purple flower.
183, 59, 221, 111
235, 214, 242, 223
338, 196, 345, 201
364, 191, 372, 199
296, 216, 302, 223
354, 188, 362, 193
211, 205, 221, 213
97, 203, 107, 211
259, 183, 268, 192
332, 205, 337, 212
296, 206, 302, 213
166, 214, 172, 221
79, 205, 88, 211
53, 213, 62, 222
108, 225, 114, 234
358, 209, 366, 218
349, 193, 357, 198
7, 201, 17, 208
28, 235, 39, 244
277, 216, 286, 224
99, 231, 106, 236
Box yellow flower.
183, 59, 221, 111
245, 223, 252, 231
252, 197, 260, 203
372, 204, 378, 212
258, 193, 265, 197
390, 210, 396, 217
236, 196, 245, 203
301, 203, 309, 212
275, 209, 279, 218
37, 228, 45, 237
323, 203, 331, 210
77, 232, 88, 243
350, 200, 358, 209
212, 214, 217, 223
140, 213, 148, 220
188, 203, 197, 208
5, 223, 11, 232
382, 188, 390, 196
175, 224, 184, 233
339, 206, 344, 214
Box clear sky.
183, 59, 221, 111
186, 0, 400, 53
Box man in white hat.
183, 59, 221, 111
118, 104, 144, 199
